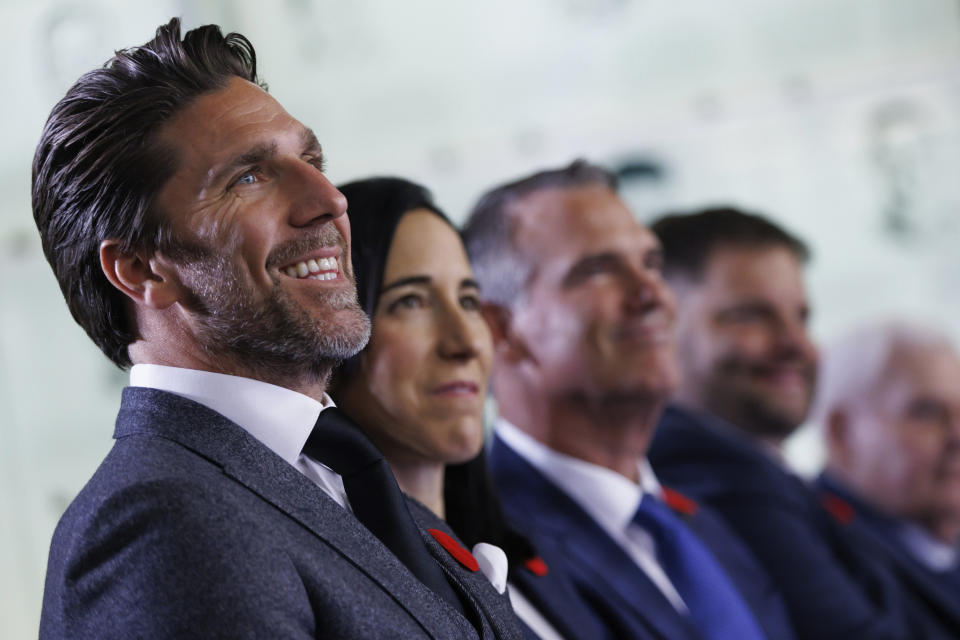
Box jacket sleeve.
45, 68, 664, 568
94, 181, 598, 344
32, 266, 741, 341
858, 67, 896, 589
41, 477, 318, 640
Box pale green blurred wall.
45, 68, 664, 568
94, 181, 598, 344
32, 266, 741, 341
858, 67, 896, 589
3, 0, 959, 635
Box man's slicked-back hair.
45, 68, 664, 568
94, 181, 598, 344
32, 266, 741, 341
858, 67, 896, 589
32, 17, 264, 368
462, 158, 618, 307
651, 207, 810, 282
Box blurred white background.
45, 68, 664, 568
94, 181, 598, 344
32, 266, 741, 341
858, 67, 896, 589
3, 0, 959, 635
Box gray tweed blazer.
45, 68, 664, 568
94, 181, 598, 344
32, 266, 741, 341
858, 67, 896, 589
39, 386, 522, 639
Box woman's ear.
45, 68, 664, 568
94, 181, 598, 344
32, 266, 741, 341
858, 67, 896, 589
99, 239, 181, 309
481, 302, 530, 364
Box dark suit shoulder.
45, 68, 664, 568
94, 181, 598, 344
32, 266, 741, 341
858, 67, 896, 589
650, 406, 805, 505
651, 406, 916, 640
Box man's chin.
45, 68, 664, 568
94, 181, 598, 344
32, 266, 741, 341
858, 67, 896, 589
313, 307, 371, 361
746, 402, 806, 439
592, 371, 678, 404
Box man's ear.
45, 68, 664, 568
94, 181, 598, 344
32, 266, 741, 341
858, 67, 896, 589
100, 239, 181, 309
481, 302, 530, 364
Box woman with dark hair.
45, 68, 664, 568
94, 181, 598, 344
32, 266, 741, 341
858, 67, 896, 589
332, 177, 606, 640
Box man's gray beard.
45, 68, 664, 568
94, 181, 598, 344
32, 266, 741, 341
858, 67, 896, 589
178, 251, 371, 388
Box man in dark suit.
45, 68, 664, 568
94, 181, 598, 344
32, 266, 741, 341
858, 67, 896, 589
34, 18, 521, 639
462, 161, 795, 640
647, 208, 941, 638
815, 320, 960, 635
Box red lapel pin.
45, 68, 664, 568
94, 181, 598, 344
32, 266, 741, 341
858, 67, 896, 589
524, 556, 549, 577
821, 493, 855, 525
428, 529, 479, 572
662, 486, 699, 516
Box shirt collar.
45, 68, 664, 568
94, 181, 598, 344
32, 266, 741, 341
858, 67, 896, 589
130, 364, 331, 466
898, 521, 959, 572
496, 417, 662, 534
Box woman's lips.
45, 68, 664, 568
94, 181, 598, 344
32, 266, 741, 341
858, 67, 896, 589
431, 381, 480, 396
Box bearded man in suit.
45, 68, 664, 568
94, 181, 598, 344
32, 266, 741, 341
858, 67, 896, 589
647, 208, 948, 639
35, 18, 520, 639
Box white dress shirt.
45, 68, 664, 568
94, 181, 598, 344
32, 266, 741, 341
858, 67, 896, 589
496, 418, 688, 612
130, 364, 350, 510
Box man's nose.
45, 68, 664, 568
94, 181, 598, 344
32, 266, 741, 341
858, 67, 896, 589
772, 314, 817, 362
624, 265, 669, 312
285, 161, 348, 228
945, 410, 960, 444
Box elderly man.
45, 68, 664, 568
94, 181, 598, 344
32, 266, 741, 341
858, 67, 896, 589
34, 18, 520, 639
463, 161, 794, 640
647, 208, 943, 639
816, 321, 960, 635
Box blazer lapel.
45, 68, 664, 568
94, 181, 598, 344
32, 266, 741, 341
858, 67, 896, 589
556, 510, 699, 640
507, 559, 611, 640
115, 387, 476, 640
490, 436, 698, 640
406, 497, 523, 640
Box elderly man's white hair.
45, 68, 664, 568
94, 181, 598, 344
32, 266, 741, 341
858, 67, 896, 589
812, 319, 957, 426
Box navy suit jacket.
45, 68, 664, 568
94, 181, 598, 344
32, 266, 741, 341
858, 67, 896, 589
40, 387, 522, 639
815, 473, 960, 637
489, 433, 795, 640
648, 405, 921, 640
504, 537, 611, 640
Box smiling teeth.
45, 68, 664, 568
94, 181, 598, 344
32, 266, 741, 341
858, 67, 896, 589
283, 257, 339, 280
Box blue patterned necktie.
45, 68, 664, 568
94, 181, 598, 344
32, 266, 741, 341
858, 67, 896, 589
632, 494, 768, 640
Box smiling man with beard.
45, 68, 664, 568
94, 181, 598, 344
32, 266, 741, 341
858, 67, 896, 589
463, 162, 795, 640
34, 18, 521, 640
647, 208, 933, 639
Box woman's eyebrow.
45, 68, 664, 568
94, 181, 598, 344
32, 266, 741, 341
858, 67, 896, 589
380, 275, 431, 293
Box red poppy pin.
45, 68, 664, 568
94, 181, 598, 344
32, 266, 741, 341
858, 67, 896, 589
428, 529, 479, 572
524, 556, 549, 577
662, 487, 699, 517
820, 493, 855, 525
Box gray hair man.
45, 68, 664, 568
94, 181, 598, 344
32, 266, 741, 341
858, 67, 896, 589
464, 160, 795, 640
816, 321, 960, 634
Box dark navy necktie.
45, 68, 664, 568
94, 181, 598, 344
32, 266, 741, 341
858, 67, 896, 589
303, 407, 465, 616
632, 494, 768, 640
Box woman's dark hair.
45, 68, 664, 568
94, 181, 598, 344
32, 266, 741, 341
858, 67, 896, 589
333, 176, 536, 569
32, 17, 264, 367
336, 177, 450, 341
444, 450, 536, 570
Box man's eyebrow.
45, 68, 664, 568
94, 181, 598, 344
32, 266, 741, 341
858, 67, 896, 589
562, 251, 627, 288
571, 251, 622, 271
205, 142, 277, 189
203, 128, 321, 190
381, 275, 431, 294
301, 127, 322, 155
460, 278, 480, 290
